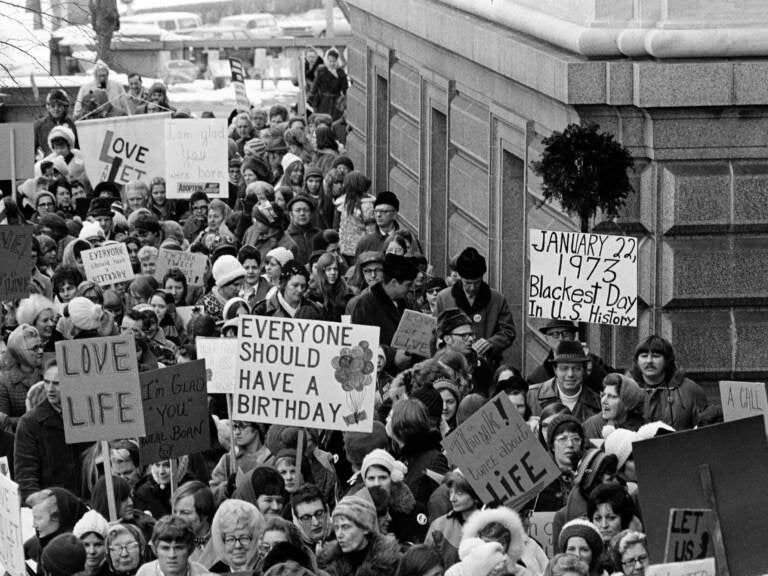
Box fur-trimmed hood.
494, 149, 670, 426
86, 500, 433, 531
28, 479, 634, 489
318, 532, 401, 576
461, 506, 526, 562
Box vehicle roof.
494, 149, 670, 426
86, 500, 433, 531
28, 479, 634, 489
122, 12, 202, 21
220, 13, 277, 21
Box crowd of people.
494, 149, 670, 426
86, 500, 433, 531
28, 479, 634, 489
0, 53, 723, 576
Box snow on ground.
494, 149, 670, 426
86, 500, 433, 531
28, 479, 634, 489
167, 78, 299, 117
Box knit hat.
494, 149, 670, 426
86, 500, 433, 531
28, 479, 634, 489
343, 421, 389, 467
88, 197, 113, 218
602, 428, 637, 470
457, 393, 486, 425
436, 308, 473, 338
455, 247, 487, 279
79, 220, 105, 241
382, 253, 419, 282
361, 448, 407, 483
411, 386, 444, 421
213, 255, 246, 288
553, 340, 588, 363
332, 494, 378, 533
539, 318, 578, 335
280, 152, 303, 173
636, 421, 675, 440
266, 246, 294, 267
41, 533, 86, 576
47, 89, 70, 105
546, 414, 585, 451
131, 212, 161, 234
374, 191, 399, 211
68, 297, 106, 331
266, 137, 288, 154
287, 194, 315, 212
274, 448, 298, 466
250, 466, 285, 498
331, 155, 354, 171
434, 379, 461, 403
73, 509, 109, 539
48, 125, 76, 149
357, 251, 384, 267
558, 519, 603, 558
244, 138, 267, 156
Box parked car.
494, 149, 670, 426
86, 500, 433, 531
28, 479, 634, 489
163, 59, 200, 85
218, 13, 283, 38
176, 25, 253, 41
121, 12, 202, 32
279, 7, 351, 37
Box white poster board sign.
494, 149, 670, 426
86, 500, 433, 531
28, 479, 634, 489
197, 337, 237, 394
0, 473, 24, 576
234, 316, 379, 432
528, 229, 638, 326
165, 119, 228, 200
82, 243, 135, 285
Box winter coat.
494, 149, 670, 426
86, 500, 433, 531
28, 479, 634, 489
350, 282, 405, 372
134, 472, 195, 519
425, 511, 467, 568
309, 66, 349, 120
582, 412, 645, 440
318, 532, 401, 576
434, 281, 516, 361
0, 350, 42, 431
241, 226, 300, 262
24, 487, 88, 569
209, 443, 273, 504
14, 399, 90, 499
252, 292, 325, 321
136, 560, 210, 576
335, 194, 375, 257
398, 430, 449, 506
527, 378, 601, 424
33, 114, 79, 156
630, 367, 707, 431
286, 221, 322, 265
351, 481, 428, 545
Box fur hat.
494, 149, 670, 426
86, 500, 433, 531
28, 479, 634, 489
447, 538, 507, 576
67, 297, 106, 331
332, 494, 378, 533
212, 255, 246, 288
73, 509, 109, 539
47, 89, 70, 105
558, 519, 603, 558
88, 197, 113, 218
374, 191, 399, 211
411, 386, 444, 420
265, 246, 294, 267
603, 428, 638, 470
48, 125, 76, 149
343, 421, 389, 467
79, 220, 105, 241
437, 308, 473, 338
40, 533, 86, 576
382, 253, 419, 282
93, 181, 121, 200
461, 506, 526, 561
331, 155, 354, 171
455, 247, 487, 279
16, 294, 56, 326
553, 340, 588, 363
361, 448, 407, 483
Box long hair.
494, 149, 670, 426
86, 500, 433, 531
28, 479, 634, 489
311, 252, 348, 311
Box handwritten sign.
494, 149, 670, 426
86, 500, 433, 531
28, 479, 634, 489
165, 119, 228, 200
0, 123, 34, 181
443, 393, 560, 508
391, 309, 436, 357
526, 512, 555, 558
154, 249, 208, 286
664, 508, 714, 563
230, 58, 250, 112
82, 243, 135, 286
76, 114, 170, 185
0, 472, 24, 576
528, 229, 638, 326
234, 316, 379, 432
646, 558, 715, 576
139, 361, 210, 465
197, 337, 237, 394
56, 334, 146, 443
719, 380, 768, 435
0, 226, 34, 300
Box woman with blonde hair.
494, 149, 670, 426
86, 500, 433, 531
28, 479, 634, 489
210, 499, 265, 573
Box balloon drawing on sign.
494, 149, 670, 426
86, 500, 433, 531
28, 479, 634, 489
332, 341, 375, 426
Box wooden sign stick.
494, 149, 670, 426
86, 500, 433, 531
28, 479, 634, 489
698, 464, 730, 576
170, 458, 178, 500
295, 429, 305, 490
101, 440, 118, 522
227, 393, 238, 474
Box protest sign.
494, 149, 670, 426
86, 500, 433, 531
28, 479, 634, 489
165, 118, 228, 200
230, 58, 250, 112
646, 558, 716, 576
0, 472, 24, 576
664, 509, 714, 563
391, 309, 436, 357
234, 316, 379, 432
526, 512, 555, 558
56, 334, 146, 443
154, 248, 208, 286
719, 380, 768, 435
528, 229, 638, 326
76, 114, 170, 186
0, 122, 34, 182
82, 243, 135, 286
0, 457, 8, 477
139, 361, 210, 465
443, 393, 560, 509
197, 336, 237, 394
634, 417, 768, 576
0, 225, 34, 300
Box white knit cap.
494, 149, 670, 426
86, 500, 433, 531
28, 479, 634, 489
68, 297, 105, 331
280, 152, 302, 172
265, 246, 294, 267
602, 427, 637, 470
73, 509, 109, 539
361, 448, 407, 483
212, 255, 246, 288
79, 220, 105, 241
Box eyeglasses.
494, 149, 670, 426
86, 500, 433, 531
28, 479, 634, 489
554, 434, 582, 446
622, 554, 648, 568
232, 422, 253, 431
109, 542, 139, 555
449, 332, 475, 342
298, 509, 327, 524
546, 330, 574, 340
224, 535, 253, 547
362, 267, 383, 276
